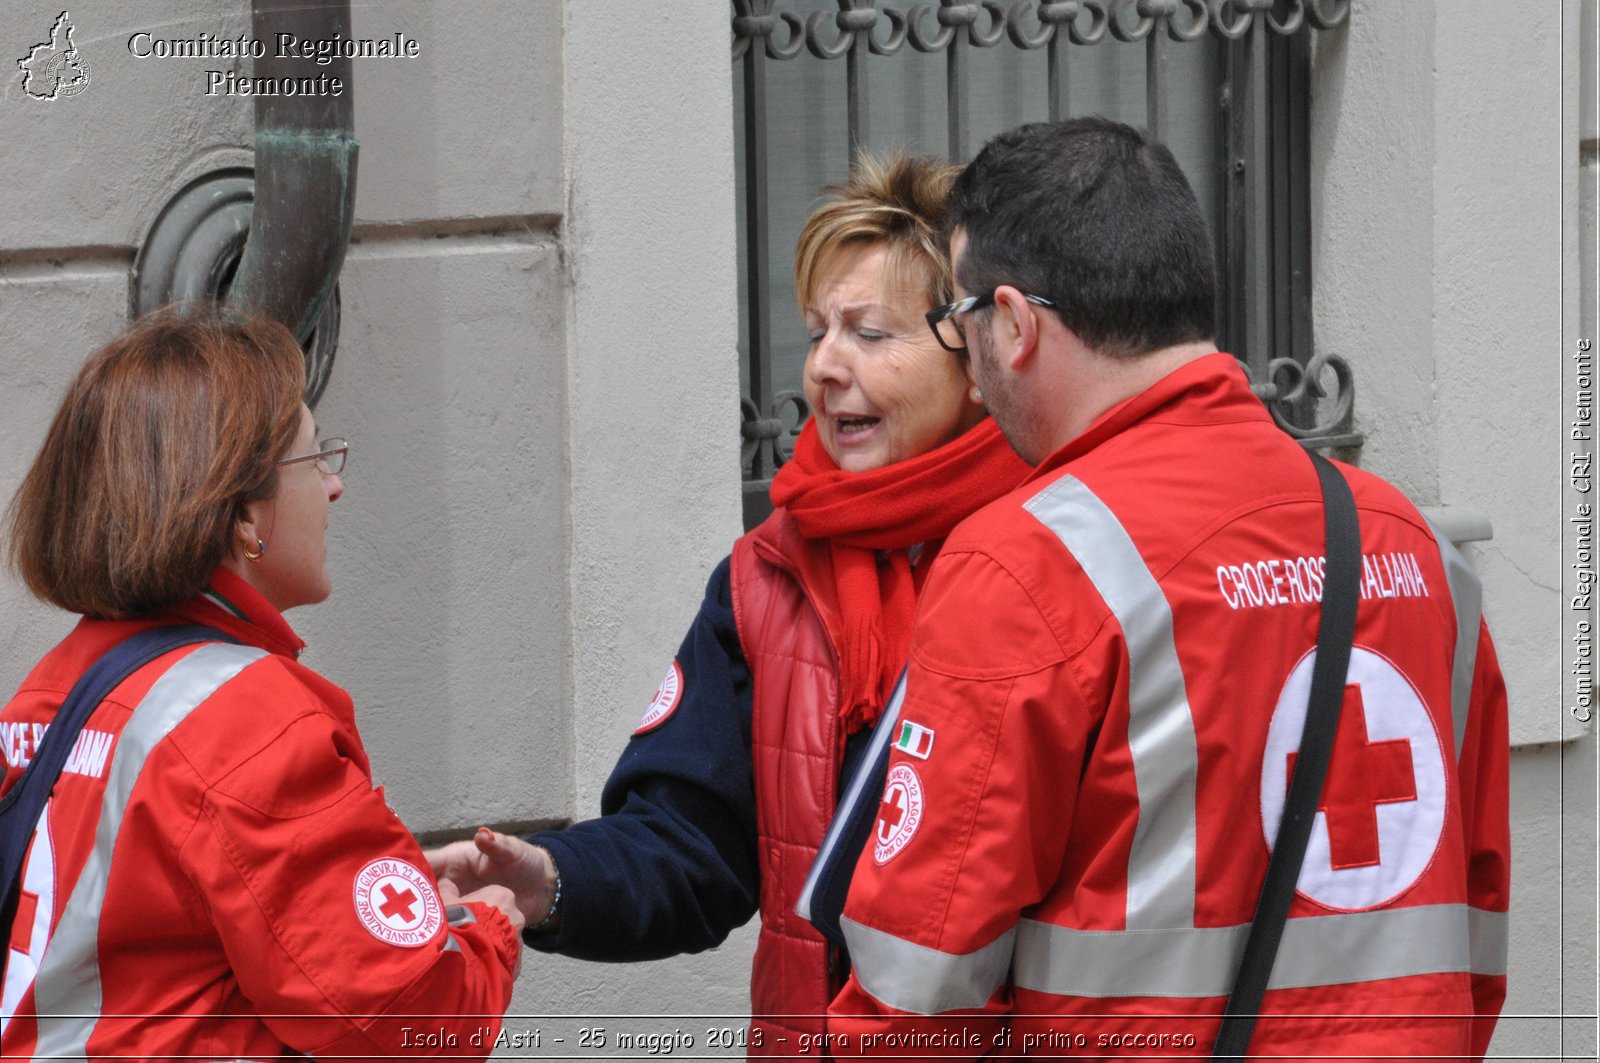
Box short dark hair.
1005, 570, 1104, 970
949, 116, 1217, 359
4, 306, 306, 618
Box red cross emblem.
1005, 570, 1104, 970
876, 788, 907, 845
10, 889, 39, 954
1288, 684, 1418, 870
1263, 647, 1447, 910
9, 832, 43, 956
378, 883, 420, 923
873, 764, 924, 865
353, 858, 442, 946
5, 825, 55, 1019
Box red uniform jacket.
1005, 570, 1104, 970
1, 571, 518, 1060
829, 355, 1510, 1061
733, 508, 947, 1056
733, 510, 847, 1051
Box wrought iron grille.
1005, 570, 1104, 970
734, 0, 1357, 527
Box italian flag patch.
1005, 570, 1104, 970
894, 720, 934, 760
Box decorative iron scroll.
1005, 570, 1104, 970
1242, 352, 1362, 450
740, 390, 810, 471
732, 0, 1350, 60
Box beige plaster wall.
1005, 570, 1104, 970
0, 0, 748, 1035
1313, 1, 1595, 1056
511, 0, 750, 1025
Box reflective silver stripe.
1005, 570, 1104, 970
1013, 903, 1500, 999
1427, 519, 1483, 761
444, 903, 473, 954
795, 669, 908, 922
32, 644, 267, 1057
1469, 906, 1509, 977
1023, 475, 1198, 929
840, 915, 1014, 1015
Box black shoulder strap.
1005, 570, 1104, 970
0, 625, 233, 944
1212, 451, 1362, 1059
795, 668, 909, 947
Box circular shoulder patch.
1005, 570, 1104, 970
1260, 646, 1448, 912
633, 660, 683, 735
352, 858, 443, 947
873, 763, 925, 865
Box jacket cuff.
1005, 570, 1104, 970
523, 830, 580, 952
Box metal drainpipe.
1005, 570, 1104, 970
223, 0, 359, 346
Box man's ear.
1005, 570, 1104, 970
993, 285, 1041, 372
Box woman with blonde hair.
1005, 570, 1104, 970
432, 155, 1031, 1051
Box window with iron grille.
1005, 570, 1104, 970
734, 0, 1357, 528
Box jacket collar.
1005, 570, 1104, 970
1027, 352, 1269, 483
165, 568, 306, 660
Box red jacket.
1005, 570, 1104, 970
733, 511, 845, 1051
1, 571, 518, 1060
829, 354, 1510, 1060
732, 510, 946, 1055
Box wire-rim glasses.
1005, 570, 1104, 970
276, 437, 348, 476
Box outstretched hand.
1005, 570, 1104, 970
426, 828, 558, 927
436, 875, 527, 977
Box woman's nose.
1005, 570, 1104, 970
806, 330, 851, 388
325, 472, 345, 502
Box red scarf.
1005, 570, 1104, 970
769, 417, 1030, 733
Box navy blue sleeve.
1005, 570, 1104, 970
526, 556, 759, 961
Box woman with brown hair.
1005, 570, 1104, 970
429, 155, 1032, 1050
0, 308, 521, 1059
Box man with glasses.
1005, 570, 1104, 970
825, 117, 1509, 1059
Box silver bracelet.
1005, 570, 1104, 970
530, 855, 562, 934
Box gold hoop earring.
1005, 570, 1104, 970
243, 538, 265, 563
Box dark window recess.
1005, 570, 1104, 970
735, 0, 1357, 528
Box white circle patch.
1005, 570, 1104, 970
873, 763, 924, 865
1260, 646, 1448, 911
634, 660, 683, 735
352, 858, 443, 947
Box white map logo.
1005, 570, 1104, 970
18, 11, 91, 101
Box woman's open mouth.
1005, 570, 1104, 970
834, 416, 881, 438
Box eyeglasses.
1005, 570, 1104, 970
925, 290, 1057, 353
276, 437, 348, 476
